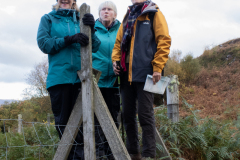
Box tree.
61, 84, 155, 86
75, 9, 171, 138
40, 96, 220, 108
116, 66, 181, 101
24, 58, 52, 120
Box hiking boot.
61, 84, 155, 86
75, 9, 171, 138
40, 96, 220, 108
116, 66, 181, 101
130, 153, 141, 160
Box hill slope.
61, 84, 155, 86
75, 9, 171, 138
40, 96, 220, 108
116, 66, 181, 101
180, 38, 240, 120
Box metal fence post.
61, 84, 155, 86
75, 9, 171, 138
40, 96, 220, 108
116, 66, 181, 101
166, 75, 179, 123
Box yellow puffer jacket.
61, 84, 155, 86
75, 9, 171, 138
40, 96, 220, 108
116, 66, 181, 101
112, 1, 171, 83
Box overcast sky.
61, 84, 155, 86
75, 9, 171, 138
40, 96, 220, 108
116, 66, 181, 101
0, 0, 240, 100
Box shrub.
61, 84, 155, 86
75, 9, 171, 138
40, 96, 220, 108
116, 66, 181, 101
180, 53, 201, 83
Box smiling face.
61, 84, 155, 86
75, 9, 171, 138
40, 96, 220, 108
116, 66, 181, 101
131, 0, 146, 4
58, 0, 74, 9
100, 6, 116, 24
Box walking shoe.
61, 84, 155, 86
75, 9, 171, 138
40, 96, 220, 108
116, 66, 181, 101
130, 153, 141, 160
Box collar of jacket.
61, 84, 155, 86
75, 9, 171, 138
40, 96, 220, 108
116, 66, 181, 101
122, 1, 158, 29
95, 19, 121, 32
49, 9, 80, 23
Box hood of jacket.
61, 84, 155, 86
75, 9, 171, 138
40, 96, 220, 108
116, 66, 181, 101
49, 9, 80, 23
94, 19, 121, 32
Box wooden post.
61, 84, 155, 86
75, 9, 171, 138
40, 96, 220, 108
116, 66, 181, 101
53, 71, 101, 160
93, 81, 131, 160
166, 75, 179, 122
79, 3, 95, 160
18, 114, 22, 133
155, 128, 172, 160
47, 113, 50, 126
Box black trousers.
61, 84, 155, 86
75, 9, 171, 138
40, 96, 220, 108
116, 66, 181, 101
48, 84, 120, 159
48, 83, 84, 160
120, 71, 156, 157
95, 88, 120, 158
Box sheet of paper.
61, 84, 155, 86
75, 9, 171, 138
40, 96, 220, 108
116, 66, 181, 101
143, 75, 170, 95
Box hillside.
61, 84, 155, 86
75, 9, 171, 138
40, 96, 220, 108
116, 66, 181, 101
180, 38, 240, 120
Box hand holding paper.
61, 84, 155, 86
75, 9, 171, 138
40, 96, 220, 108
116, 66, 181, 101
152, 72, 161, 84
143, 74, 170, 95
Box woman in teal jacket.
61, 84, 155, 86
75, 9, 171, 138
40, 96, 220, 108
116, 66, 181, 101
92, 1, 120, 159
37, 0, 100, 159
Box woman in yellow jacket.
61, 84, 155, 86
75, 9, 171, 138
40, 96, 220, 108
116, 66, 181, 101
112, 0, 171, 159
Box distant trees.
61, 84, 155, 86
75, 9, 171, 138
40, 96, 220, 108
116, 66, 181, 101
0, 58, 52, 123
165, 50, 201, 83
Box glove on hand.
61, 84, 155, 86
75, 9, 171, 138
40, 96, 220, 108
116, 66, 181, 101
82, 13, 95, 33
64, 33, 89, 46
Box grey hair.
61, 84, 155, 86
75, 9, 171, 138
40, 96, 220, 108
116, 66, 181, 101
52, 2, 80, 12
98, 1, 117, 17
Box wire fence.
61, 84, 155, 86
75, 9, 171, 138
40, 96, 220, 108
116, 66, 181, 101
0, 105, 169, 160
0, 118, 121, 160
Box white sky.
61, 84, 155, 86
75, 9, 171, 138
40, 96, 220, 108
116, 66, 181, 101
0, 0, 240, 100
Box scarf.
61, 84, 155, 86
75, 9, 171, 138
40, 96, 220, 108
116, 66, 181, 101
120, 1, 150, 71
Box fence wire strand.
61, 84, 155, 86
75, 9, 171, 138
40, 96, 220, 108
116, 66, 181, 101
0, 118, 121, 160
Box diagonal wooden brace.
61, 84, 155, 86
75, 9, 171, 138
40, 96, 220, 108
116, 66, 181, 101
53, 91, 83, 160
93, 80, 131, 160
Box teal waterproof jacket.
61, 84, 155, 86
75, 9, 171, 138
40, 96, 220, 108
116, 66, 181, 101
37, 9, 101, 89
92, 20, 121, 88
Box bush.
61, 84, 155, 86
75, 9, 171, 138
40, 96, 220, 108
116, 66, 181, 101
180, 53, 201, 83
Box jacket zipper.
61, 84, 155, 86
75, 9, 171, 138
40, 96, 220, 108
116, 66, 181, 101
129, 10, 157, 84
67, 18, 74, 84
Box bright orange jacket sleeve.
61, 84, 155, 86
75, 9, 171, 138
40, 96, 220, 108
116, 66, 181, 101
112, 23, 124, 63
151, 8, 171, 73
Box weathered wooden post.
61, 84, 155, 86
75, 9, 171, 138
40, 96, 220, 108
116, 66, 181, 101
166, 75, 179, 122
47, 113, 50, 126
79, 3, 95, 160
18, 114, 22, 133
155, 128, 172, 160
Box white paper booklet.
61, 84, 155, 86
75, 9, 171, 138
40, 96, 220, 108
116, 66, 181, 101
143, 75, 170, 95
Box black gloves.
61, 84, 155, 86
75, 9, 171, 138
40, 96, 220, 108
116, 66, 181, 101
82, 13, 95, 33
64, 33, 89, 46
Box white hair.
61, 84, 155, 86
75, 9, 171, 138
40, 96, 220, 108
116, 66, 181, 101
98, 1, 117, 17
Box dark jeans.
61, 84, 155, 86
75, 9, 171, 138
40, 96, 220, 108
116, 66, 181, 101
120, 71, 156, 157
95, 88, 120, 159
48, 83, 84, 160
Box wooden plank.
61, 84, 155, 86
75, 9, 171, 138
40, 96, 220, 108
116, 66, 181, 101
53, 92, 83, 160
155, 128, 172, 160
166, 75, 179, 123
93, 81, 131, 160
92, 68, 101, 82
79, 3, 95, 160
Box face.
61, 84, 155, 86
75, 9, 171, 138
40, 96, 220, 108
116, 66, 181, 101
58, 0, 74, 9
100, 7, 116, 24
131, 0, 146, 4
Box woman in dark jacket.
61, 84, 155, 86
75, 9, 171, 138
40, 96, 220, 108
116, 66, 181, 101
37, 0, 100, 159
92, 1, 120, 160
112, 0, 171, 159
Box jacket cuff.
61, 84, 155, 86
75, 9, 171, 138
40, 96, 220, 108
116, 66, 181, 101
58, 38, 66, 47
153, 65, 162, 73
